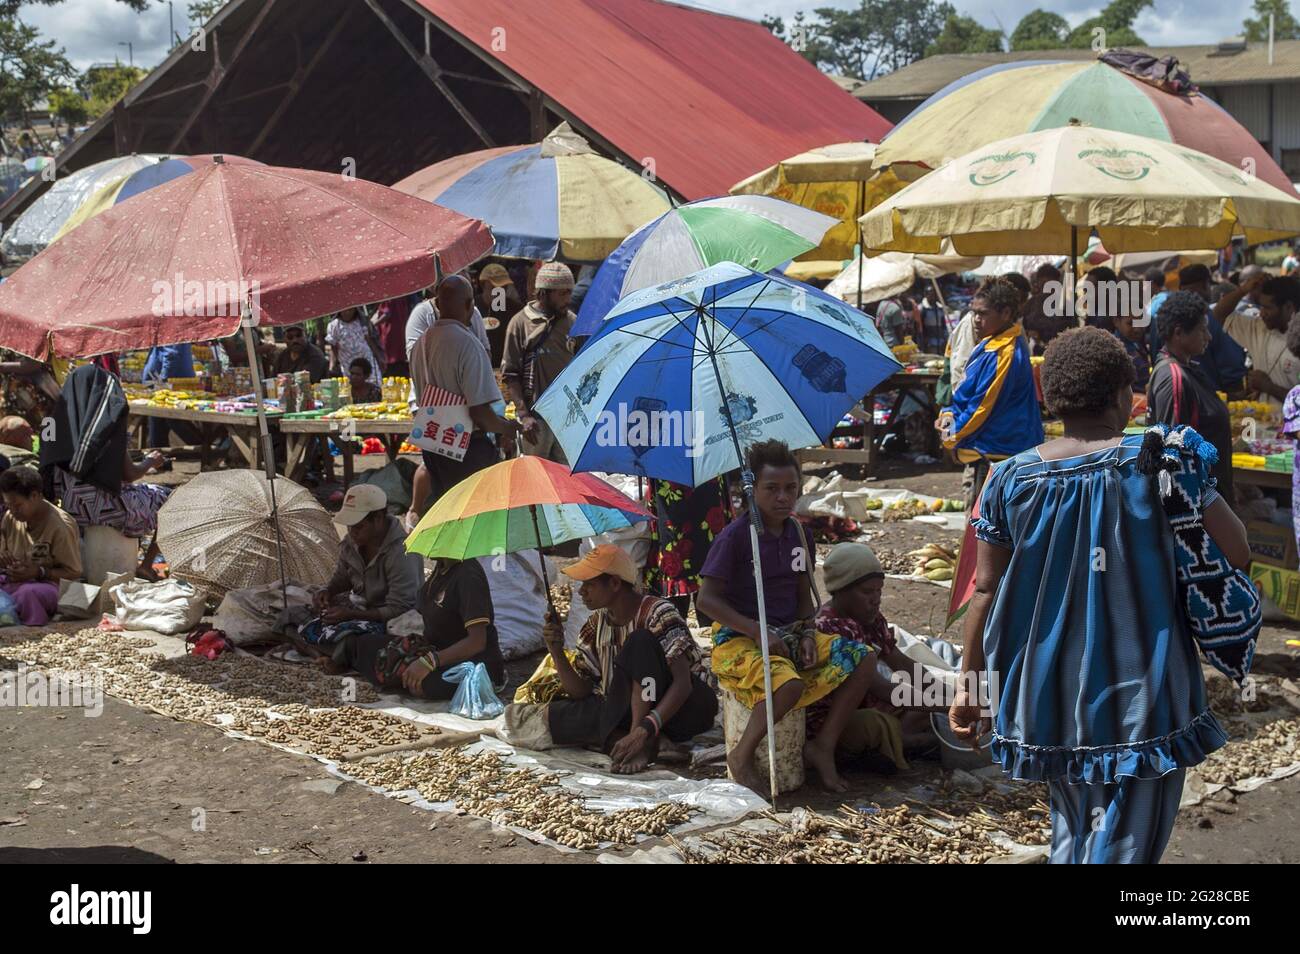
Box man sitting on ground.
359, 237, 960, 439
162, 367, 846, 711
327, 556, 505, 701
507, 545, 718, 774
0, 465, 82, 627
310, 485, 422, 641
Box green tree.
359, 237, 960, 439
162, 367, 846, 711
77, 63, 147, 118
1009, 9, 1070, 50
188, 0, 224, 24
1065, 0, 1153, 49
1243, 0, 1300, 41
805, 0, 956, 79
48, 86, 88, 126
0, 16, 73, 125
925, 13, 1003, 55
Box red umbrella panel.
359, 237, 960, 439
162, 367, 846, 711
0, 157, 494, 359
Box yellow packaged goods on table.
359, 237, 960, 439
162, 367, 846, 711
1232, 453, 1267, 470
325, 402, 411, 421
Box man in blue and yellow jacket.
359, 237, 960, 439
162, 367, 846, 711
938, 278, 1044, 510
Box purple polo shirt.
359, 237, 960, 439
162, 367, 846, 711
700, 514, 804, 627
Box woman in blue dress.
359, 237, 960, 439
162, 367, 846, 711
949, 327, 1250, 864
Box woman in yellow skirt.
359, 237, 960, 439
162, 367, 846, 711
698, 440, 874, 793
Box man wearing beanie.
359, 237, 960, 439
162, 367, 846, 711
501, 261, 578, 463
813, 541, 944, 762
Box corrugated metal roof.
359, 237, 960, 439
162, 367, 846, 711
418, 0, 892, 199
856, 41, 1300, 101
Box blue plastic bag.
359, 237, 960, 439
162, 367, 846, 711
0, 588, 18, 627
441, 661, 504, 720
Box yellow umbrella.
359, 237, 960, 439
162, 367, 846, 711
860, 123, 1300, 260
730, 142, 924, 264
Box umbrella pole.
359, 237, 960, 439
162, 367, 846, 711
242, 305, 289, 610
1069, 225, 1078, 326
701, 319, 780, 806
530, 503, 558, 619
856, 181, 866, 309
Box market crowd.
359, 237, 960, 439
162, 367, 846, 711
0, 251, 1286, 866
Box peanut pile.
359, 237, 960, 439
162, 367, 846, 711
345, 747, 693, 849
0, 626, 388, 748
670, 786, 1051, 864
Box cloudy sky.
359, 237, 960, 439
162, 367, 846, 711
17, 0, 1268, 71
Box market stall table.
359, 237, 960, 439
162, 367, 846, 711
279, 418, 413, 487
796, 369, 941, 471
128, 403, 280, 470
1233, 466, 1292, 491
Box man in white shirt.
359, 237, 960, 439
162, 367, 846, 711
405, 289, 491, 360
1223, 275, 1300, 409
408, 276, 531, 513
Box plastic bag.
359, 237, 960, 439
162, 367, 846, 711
441, 661, 504, 720
0, 588, 19, 627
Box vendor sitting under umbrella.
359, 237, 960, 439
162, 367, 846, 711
308, 485, 422, 640
696, 439, 875, 794
508, 545, 718, 774
325, 555, 505, 700
0, 464, 82, 626
814, 542, 947, 765
39, 364, 171, 579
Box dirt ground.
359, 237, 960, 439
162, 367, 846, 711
2, 452, 1298, 863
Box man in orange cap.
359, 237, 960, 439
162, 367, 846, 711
506, 544, 718, 773
501, 261, 578, 464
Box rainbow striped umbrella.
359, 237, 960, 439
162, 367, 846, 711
872, 57, 1296, 204
392, 123, 671, 262
406, 456, 651, 573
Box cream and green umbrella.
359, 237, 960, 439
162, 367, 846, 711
860, 123, 1300, 260
730, 141, 925, 267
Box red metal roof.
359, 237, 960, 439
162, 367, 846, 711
417, 0, 892, 199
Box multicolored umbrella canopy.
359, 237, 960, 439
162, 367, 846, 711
729, 141, 925, 264
539, 262, 902, 487
861, 124, 1300, 256
872, 58, 1296, 202
1, 154, 172, 262
50, 154, 262, 244
405, 455, 651, 560
392, 123, 671, 262
571, 195, 837, 337
0, 156, 494, 359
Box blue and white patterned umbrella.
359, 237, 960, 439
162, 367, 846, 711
536, 262, 900, 800
535, 261, 901, 488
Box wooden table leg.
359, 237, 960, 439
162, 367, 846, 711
227, 427, 256, 468
342, 441, 355, 487
285, 433, 309, 482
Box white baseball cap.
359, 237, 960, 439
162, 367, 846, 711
333, 484, 388, 526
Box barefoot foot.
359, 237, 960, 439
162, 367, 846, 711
726, 749, 768, 796
804, 740, 848, 792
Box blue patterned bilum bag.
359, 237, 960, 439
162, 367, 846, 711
1138, 424, 1260, 684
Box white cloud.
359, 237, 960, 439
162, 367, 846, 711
17, 0, 197, 71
